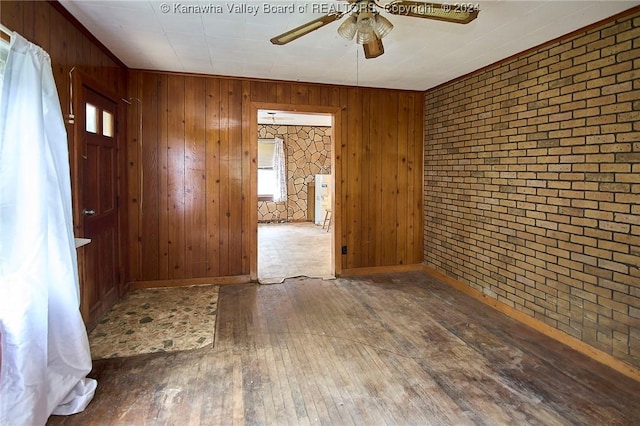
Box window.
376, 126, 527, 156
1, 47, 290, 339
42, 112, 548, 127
258, 139, 276, 201
102, 110, 114, 137
85, 103, 97, 133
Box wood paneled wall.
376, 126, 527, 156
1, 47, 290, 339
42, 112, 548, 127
0, 1, 128, 280
1, 2, 127, 121
127, 71, 424, 283
2, 1, 423, 285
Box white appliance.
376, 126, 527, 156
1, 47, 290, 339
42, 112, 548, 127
314, 174, 332, 225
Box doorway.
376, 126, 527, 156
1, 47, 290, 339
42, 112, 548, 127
74, 76, 123, 329
256, 109, 334, 283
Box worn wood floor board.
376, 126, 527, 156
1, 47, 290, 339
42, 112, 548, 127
413, 273, 639, 425
311, 281, 416, 425
360, 273, 630, 425
348, 278, 543, 425
285, 282, 386, 426
280, 284, 336, 425
285, 284, 358, 426
48, 272, 640, 425
342, 279, 496, 424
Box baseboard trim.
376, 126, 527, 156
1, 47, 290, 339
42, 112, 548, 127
422, 265, 640, 383
340, 264, 425, 276
130, 275, 252, 290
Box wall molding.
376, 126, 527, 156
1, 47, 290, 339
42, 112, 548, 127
130, 275, 251, 290
422, 265, 640, 383
340, 264, 425, 276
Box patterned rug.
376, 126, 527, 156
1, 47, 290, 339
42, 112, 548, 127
88, 285, 219, 359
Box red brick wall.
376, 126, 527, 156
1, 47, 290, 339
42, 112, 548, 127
424, 11, 640, 368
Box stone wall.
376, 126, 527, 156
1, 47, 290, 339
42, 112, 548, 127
258, 124, 332, 222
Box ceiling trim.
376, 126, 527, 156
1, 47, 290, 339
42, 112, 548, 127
426, 4, 640, 95
50, 0, 127, 69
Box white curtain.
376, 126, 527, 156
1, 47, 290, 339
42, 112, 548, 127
0, 33, 96, 425
272, 137, 287, 202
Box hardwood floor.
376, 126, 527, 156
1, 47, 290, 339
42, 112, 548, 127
48, 271, 640, 425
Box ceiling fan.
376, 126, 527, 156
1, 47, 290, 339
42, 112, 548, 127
270, 0, 479, 59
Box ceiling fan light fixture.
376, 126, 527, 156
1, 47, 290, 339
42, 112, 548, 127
272, 21, 325, 44
374, 14, 394, 38
337, 14, 358, 40
356, 29, 375, 45
356, 10, 375, 34
363, 35, 384, 59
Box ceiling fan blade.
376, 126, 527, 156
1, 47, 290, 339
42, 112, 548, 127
363, 35, 384, 59
270, 13, 342, 45
386, 1, 479, 24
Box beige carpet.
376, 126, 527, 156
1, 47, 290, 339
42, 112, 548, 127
258, 222, 333, 283
88, 285, 219, 359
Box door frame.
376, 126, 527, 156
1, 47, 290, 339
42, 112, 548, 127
249, 102, 342, 281
71, 70, 128, 322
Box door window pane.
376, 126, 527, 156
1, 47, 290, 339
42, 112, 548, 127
102, 110, 114, 137
86, 103, 97, 133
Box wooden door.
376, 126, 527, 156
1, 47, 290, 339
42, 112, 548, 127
80, 86, 120, 329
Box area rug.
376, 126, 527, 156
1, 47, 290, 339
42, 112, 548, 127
88, 285, 219, 359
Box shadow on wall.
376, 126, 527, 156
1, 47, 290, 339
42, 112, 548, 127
258, 124, 332, 222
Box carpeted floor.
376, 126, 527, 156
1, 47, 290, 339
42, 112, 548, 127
88, 285, 219, 359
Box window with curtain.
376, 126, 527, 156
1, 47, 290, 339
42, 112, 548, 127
258, 138, 276, 201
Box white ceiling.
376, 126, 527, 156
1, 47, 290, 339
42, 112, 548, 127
59, 0, 640, 91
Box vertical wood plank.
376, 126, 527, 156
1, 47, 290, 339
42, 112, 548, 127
62, 18, 78, 120
336, 88, 347, 273
158, 74, 170, 279
382, 90, 399, 265
184, 76, 207, 277
20, 1, 34, 40
405, 92, 417, 264
276, 83, 291, 104
242, 81, 253, 276
290, 83, 309, 106
228, 79, 244, 275
370, 90, 384, 266
0, 1, 23, 33
126, 71, 141, 281
413, 92, 425, 263
167, 75, 186, 279
251, 80, 276, 103
320, 86, 332, 107
48, 8, 67, 112
205, 78, 221, 276
329, 87, 341, 108
308, 85, 322, 106
33, 1, 50, 52
360, 89, 372, 266
345, 88, 362, 269
140, 73, 160, 280
396, 93, 409, 265
218, 79, 231, 276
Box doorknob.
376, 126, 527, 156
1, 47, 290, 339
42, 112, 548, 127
83, 208, 96, 216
